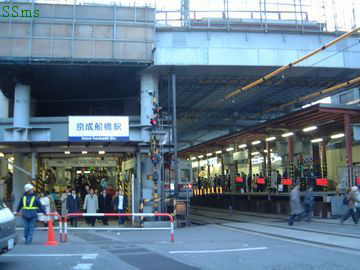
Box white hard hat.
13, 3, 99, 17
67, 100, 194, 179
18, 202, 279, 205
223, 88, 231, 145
351, 186, 358, 192
24, 183, 34, 192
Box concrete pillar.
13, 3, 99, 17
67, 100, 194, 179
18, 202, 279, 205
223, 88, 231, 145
140, 73, 158, 142
266, 141, 272, 178
14, 83, 31, 128
248, 146, 252, 192
319, 141, 328, 178
0, 89, 9, 118
13, 153, 29, 212
0, 89, 9, 198
344, 114, 353, 186
0, 156, 8, 200
288, 137, 294, 181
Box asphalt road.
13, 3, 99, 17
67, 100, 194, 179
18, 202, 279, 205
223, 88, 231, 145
1, 218, 359, 270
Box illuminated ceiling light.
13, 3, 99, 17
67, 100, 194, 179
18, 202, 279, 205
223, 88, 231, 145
226, 147, 234, 152
303, 126, 318, 132
215, 150, 222, 154
81, 151, 88, 155
64, 151, 71, 155
191, 157, 196, 160
0, 152, 4, 158
281, 132, 294, 138
251, 140, 261, 145
206, 153, 213, 157
76, 170, 82, 174
264, 149, 268, 153
198, 155, 204, 159
311, 138, 323, 143
238, 144, 247, 149
98, 150, 106, 155
266, 136, 276, 142
331, 133, 345, 139
251, 152, 260, 156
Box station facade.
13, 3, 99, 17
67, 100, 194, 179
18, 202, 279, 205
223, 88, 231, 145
0, 1, 359, 219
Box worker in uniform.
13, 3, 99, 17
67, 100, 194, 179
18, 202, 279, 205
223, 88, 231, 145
16, 184, 46, 244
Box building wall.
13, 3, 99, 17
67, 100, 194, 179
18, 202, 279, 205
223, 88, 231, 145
0, 3, 155, 62
155, 31, 360, 68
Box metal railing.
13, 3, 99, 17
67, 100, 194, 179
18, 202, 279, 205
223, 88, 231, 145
63, 212, 175, 242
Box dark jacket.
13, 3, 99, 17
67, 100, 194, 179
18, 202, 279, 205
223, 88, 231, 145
99, 194, 113, 213
17, 193, 46, 219
113, 195, 128, 211
67, 195, 80, 213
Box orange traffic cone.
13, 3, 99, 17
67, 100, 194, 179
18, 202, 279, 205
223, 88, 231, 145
45, 219, 58, 246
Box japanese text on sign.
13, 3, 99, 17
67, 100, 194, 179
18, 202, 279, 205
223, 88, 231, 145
69, 116, 129, 142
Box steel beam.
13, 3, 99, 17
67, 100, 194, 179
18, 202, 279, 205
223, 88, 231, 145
225, 27, 360, 100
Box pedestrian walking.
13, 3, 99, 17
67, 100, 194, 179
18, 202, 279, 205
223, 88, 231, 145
303, 186, 314, 222
113, 189, 128, 225
67, 189, 80, 227
99, 189, 112, 225
83, 188, 98, 227
288, 184, 303, 226
340, 186, 360, 224
16, 184, 46, 244
60, 187, 70, 217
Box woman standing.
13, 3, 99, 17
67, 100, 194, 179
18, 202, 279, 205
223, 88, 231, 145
83, 188, 99, 227
39, 192, 51, 226
60, 187, 70, 218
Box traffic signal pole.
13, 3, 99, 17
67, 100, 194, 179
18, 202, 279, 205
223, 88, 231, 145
172, 73, 179, 197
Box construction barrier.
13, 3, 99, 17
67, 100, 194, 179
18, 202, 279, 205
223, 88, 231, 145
64, 212, 175, 242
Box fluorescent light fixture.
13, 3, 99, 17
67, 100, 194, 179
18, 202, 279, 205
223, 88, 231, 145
191, 157, 196, 160
311, 138, 323, 143
251, 140, 261, 145
76, 170, 82, 174
251, 152, 260, 156
266, 137, 276, 142
98, 150, 106, 155
206, 153, 213, 157
64, 151, 71, 155
331, 133, 345, 139
238, 144, 247, 149
303, 126, 318, 132
198, 155, 204, 159
81, 151, 88, 155
264, 150, 268, 153
84, 170, 91, 174
215, 150, 222, 154
226, 147, 234, 152
281, 132, 294, 138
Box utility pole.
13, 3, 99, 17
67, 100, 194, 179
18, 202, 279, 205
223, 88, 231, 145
172, 73, 178, 197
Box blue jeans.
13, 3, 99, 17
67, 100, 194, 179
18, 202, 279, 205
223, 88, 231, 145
118, 209, 125, 224
23, 217, 37, 244
303, 204, 313, 222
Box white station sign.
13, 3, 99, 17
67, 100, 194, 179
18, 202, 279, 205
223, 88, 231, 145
68, 116, 129, 142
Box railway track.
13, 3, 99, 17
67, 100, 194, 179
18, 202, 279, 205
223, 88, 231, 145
189, 206, 360, 253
